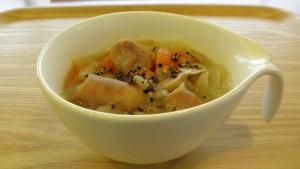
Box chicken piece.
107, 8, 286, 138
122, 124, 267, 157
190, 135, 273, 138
164, 83, 202, 110
71, 74, 143, 112
110, 40, 154, 72
160, 68, 205, 92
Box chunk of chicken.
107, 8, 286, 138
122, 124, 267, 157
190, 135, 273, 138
164, 83, 202, 110
71, 74, 143, 112
110, 40, 154, 72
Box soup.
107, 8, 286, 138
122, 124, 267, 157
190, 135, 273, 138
63, 39, 232, 115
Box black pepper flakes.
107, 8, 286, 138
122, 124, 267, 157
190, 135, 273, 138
136, 66, 142, 70
152, 77, 159, 84
152, 47, 157, 52
186, 51, 190, 55
143, 86, 155, 94
128, 76, 134, 84
128, 69, 137, 74
114, 71, 124, 80
169, 69, 178, 78
141, 72, 146, 77
168, 67, 179, 78
137, 107, 144, 112
157, 63, 163, 68
111, 104, 116, 109
128, 112, 133, 115
149, 97, 154, 102
202, 96, 207, 99
172, 106, 177, 111
171, 55, 178, 62
84, 74, 89, 78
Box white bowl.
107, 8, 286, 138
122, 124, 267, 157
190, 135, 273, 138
37, 11, 283, 164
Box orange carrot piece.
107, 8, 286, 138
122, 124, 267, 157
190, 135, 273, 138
142, 68, 155, 78
99, 56, 117, 72
176, 51, 197, 64
64, 65, 81, 89
156, 48, 178, 68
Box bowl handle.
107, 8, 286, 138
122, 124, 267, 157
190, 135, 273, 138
260, 64, 284, 122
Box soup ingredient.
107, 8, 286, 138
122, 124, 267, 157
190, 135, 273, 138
71, 74, 143, 112
156, 48, 195, 69
110, 40, 153, 72
160, 67, 205, 92
164, 83, 202, 110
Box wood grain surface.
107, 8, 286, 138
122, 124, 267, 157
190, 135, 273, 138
0, 5, 299, 169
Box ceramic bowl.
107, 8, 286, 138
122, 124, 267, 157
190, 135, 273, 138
37, 11, 283, 164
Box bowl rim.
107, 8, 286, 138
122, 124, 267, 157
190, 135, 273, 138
36, 11, 264, 122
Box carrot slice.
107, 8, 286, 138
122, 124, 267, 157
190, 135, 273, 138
64, 65, 81, 89
156, 48, 178, 68
98, 55, 117, 72
156, 48, 198, 69
176, 51, 197, 64
140, 68, 155, 78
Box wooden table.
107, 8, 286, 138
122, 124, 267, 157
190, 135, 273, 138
0, 5, 299, 169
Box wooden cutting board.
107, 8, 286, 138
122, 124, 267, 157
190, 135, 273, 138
0, 5, 299, 169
